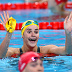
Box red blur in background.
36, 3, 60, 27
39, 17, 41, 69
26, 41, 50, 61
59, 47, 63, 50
41, 2, 48, 9
0, 3, 3, 10
65, 2, 72, 9
4, 3, 12, 10
50, 22, 59, 30
0, 24, 5, 30
39, 22, 49, 29
33, 2, 41, 9
19, 23, 23, 30
23, 3, 32, 9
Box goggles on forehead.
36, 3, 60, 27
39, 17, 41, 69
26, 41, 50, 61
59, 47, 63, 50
21, 21, 39, 31
31, 56, 44, 62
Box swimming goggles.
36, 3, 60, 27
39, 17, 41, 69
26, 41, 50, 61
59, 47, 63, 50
31, 56, 44, 62
21, 21, 39, 31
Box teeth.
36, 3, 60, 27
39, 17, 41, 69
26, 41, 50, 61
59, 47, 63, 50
29, 38, 36, 41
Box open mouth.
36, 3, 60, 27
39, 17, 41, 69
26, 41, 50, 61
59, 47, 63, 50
28, 38, 36, 41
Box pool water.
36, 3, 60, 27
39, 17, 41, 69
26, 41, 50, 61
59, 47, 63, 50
0, 30, 72, 72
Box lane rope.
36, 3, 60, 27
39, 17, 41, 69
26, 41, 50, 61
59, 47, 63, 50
0, 22, 64, 30
0, 2, 72, 10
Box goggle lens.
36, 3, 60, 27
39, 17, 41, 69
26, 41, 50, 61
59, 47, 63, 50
31, 57, 44, 62
21, 21, 39, 30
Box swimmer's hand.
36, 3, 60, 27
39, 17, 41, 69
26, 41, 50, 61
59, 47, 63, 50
0, 11, 16, 33
64, 12, 72, 54
64, 12, 72, 33
6, 17, 16, 33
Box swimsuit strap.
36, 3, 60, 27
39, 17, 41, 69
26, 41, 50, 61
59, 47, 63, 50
20, 47, 40, 55
20, 48, 23, 55
37, 47, 40, 53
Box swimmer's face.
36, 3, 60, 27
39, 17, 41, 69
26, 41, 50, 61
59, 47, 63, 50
22, 25, 39, 47
23, 59, 44, 72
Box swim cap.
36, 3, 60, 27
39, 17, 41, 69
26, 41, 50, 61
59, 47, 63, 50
18, 51, 40, 72
21, 20, 39, 36
6, 17, 16, 33
55, 0, 67, 5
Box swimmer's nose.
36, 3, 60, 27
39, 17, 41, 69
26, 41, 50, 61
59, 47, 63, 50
31, 32, 35, 36
37, 65, 44, 72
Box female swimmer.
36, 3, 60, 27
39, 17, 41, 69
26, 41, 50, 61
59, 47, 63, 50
0, 11, 72, 58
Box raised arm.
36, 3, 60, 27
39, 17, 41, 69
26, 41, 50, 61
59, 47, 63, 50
64, 12, 72, 54
0, 11, 16, 58
43, 12, 72, 55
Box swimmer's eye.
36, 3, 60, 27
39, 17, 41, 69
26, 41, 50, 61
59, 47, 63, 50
27, 31, 31, 33
40, 63, 43, 66
31, 63, 37, 67
34, 31, 38, 34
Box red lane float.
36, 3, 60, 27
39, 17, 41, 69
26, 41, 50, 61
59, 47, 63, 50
4, 3, 12, 10
11, 53, 59, 58
23, 3, 33, 9
33, 2, 41, 9
47, 25, 52, 29
0, 2, 72, 10
59, 22, 64, 29
11, 54, 19, 58
0, 2, 48, 10
39, 22, 49, 29
0, 24, 5, 30
38, 53, 59, 57
14, 3, 24, 10
0, 3, 3, 10
19, 23, 23, 30
0, 22, 65, 30
41, 2, 48, 9
0, 24, 1, 30
15, 23, 19, 30
50, 22, 59, 30
10, 53, 72, 58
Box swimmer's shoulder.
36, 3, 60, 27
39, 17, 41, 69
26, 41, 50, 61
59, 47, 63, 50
40, 45, 65, 55
39, 45, 58, 53
6, 47, 20, 57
